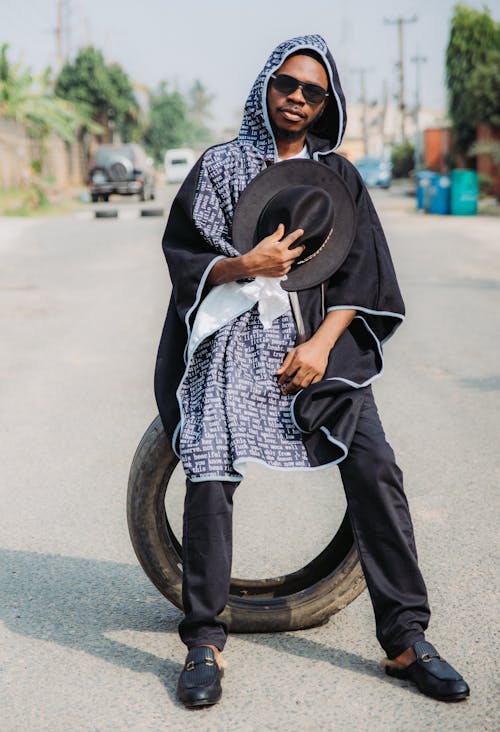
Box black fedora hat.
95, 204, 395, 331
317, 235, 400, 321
232, 158, 356, 291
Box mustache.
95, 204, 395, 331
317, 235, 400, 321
278, 105, 307, 118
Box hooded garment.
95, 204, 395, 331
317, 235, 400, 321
154, 34, 405, 482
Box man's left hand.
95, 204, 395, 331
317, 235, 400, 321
276, 340, 330, 395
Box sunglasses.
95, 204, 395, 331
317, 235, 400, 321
270, 73, 329, 105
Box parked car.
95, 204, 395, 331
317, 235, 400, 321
88, 144, 156, 202
354, 157, 393, 189
164, 148, 196, 184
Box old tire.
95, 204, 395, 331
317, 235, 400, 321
127, 416, 366, 633
140, 207, 164, 217
95, 209, 118, 219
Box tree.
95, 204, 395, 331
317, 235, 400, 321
466, 48, 500, 129
143, 81, 191, 164
1, 43, 78, 140
55, 46, 140, 142
0, 43, 99, 167
186, 79, 215, 146
445, 4, 500, 156
391, 140, 415, 178
107, 62, 142, 142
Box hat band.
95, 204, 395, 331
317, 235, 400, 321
296, 227, 333, 266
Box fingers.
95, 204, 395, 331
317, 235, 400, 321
281, 369, 318, 395
277, 355, 325, 394
269, 223, 285, 241
276, 350, 296, 380
280, 228, 305, 260
269, 225, 304, 255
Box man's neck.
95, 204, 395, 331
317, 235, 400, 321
276, 135, 307, 160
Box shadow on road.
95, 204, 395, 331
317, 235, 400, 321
1, 548, 407, 699
242, 631, 388, 683
0, 548, 182, 702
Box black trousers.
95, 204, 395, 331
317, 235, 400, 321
179, 388, 430, 659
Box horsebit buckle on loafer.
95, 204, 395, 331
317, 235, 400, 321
185, 656, 215, 671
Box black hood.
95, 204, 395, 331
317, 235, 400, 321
238, 34, 347, 160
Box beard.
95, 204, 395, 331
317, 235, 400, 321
270, 106, 324, 142
270, 123, 308, 141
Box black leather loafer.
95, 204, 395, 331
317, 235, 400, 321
177, 646, 223, 708
385, 640, 470, 702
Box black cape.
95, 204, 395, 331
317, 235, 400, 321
154, 35, 405, 471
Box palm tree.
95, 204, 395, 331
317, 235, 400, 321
0, 43, 101, 167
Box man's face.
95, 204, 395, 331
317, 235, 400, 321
267, 54, 329, 141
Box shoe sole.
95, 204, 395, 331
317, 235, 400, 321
424, 691, 469, 703
180, 693, 222, 708
385, 668, 469, 702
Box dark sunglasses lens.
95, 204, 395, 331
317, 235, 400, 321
273, 74, 298, 96
303, 85, 326, 104
273, 74, 326, 104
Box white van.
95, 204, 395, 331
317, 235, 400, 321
164, 148, 196, 184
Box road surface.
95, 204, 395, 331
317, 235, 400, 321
0, 187, 498, 730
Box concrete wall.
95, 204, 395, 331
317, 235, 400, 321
476, 124, 500, 197
0, 117, 88, 188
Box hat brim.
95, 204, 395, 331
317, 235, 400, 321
232, 159, 356, 291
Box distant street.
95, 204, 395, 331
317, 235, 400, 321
0, 185, 498, 731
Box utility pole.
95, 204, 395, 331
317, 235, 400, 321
384, 14, 417, 143
411, 52, 427, 170
55, 0, 63, 69
64, 0, 72, 62
351, 67, 372, 156
55, 0, 71, 68
379, 79, 389, 153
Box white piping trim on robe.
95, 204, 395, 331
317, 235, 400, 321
182, 255, 226, 365
327, 304, 405, 345
289, 308, 401, 435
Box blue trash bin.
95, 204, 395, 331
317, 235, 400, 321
451, 169, 478, 215
428, 175, 451, 215
416, 171, 437, 211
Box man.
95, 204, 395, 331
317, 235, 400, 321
154, 35, 469, 707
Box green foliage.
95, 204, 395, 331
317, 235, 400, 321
466, 48, 500, 128
445, 4, 500, 155
55, 46, 140, 141
143, 82, 190, 164
470, 138, 500, 164
477, 172, 493, 197
0, 43, 100, 143
143, 78, 215, 163
391, 140, 415, 178
0, 183, 49, 216
186, 79, 215, 147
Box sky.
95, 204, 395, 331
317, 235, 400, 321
1, 0, 499, 132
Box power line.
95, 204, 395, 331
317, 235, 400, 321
384, 14, 418, 143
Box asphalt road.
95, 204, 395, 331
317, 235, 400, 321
0, 185, 498, 731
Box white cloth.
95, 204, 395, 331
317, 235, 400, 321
239, 276, 291, 329
187, 277, 290, 362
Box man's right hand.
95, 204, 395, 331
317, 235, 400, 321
208, 224, 304, 285
242, 224, 305, 278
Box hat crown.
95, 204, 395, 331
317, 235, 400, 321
257, 185, 334, 263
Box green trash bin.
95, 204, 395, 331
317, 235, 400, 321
451, 169, 478, 216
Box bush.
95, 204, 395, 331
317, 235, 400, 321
391, 141, 415, 178
477, 173, 493, 197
